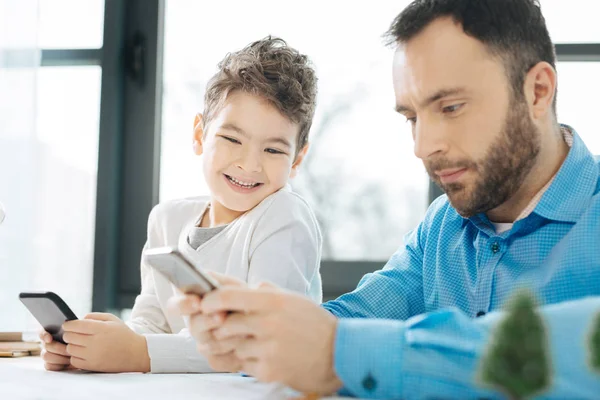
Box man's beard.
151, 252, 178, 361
425, 95, 541, 218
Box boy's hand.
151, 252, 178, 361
40, 331, 75, 371
62, 313, 151, 373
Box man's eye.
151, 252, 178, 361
443, 104, 464, 114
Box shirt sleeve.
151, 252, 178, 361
322, 223, 425, 320
127, 206, 171, 335
143, 328, 214, 373
125, 205, 217, 373
247, 193, 322, 302
333, 296, 600, 399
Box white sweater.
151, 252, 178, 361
126, 187, 322, 373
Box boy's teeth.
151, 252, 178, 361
228, 175, 258, 188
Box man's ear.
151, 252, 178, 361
193, 113, 204, 156
289, 144, 309, 179
523, 61, 557, 121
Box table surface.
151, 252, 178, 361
0, 356, 355, 400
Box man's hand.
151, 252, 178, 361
201, 282, 344, 395
170, 272, 247, 373
62, 313, 151, 373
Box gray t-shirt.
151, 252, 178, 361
187, 224, 227, 250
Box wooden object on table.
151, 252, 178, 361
0, 332, 41, 357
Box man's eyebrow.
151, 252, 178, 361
395, 87, 468, 114
420, 87, 467, 108
395, 104, 413, 114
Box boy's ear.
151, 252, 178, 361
289, 144, 309, 179
193, 113, 204, 156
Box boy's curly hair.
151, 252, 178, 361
203, 36, 318, 154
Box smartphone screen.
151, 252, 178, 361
143, 247, 219, 296
19, 292, 78, 344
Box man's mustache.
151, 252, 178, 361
424, 158, 478, 176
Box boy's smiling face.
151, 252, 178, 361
194, 91, 308, 217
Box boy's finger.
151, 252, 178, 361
62, 319, 104, 334
65, 343, 86, 359
39, 331, 52, 343
83, 312, 119, 322
44, 362, 70, 372
62, 331, 91, 346
45, 341, 70, 357
42, 350, 71, 365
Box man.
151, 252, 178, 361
174, 0, 600, 398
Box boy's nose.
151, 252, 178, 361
236, 150, 263, 173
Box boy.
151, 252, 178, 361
40, 36, 322, 373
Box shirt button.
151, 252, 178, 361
490, 242, 500, 254
362, 373, 377, 392
476, 311, 486, 317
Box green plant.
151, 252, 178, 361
591, 312, 600, 372
479, 290, 551, 400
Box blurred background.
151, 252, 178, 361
1, 0, 599, 330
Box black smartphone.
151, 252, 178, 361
143, 246, 220, 296
19, 292, 78, 344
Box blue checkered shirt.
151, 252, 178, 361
324, 128, 600, 399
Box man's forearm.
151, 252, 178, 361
333, 297, 600, 399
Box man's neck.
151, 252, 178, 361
486, 126, 569, 223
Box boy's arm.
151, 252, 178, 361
126, 206, 215, 372
126, 242, 171, 335
127, 246, 216, 372
127, 206, 170, 334
141, 328, 215, 373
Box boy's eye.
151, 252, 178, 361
265, 148, 285, 155
405, 117, 417, 125
220, 136, 241, 144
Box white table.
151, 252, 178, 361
0, 357, 354, 400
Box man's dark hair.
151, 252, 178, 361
385, 0, 557, 112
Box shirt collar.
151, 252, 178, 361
512, 125, 573, 221
531, 125, 598, 223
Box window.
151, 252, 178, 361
556, 62, 600, 154
38, 0, 105, 49
0, 2, 103, 330
541, 0, 600, 43
160, 0, 428, 261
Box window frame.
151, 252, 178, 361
39, 0, 166, 312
